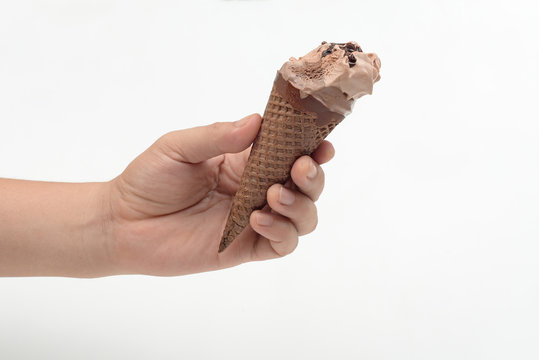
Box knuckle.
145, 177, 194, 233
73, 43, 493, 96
209, 121, 225, 131
155, 131, 186, 161
207, 122, 227, 153
318, 166, 325, 182
157, 131, 175, 148
310, 208, 319, 231
309, 168, 325, 201
314, 173, 325, 200
276, 237, 298, 257
206, 122, 225, 140
300, 205, 318, 235
208, 121, 223, 134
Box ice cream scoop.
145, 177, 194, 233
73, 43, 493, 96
219, 41, 381, 253
280, 41, 381, 116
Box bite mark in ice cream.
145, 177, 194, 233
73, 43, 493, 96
279, 41, 381, 116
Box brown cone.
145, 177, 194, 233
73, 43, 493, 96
219, 76, 343, 252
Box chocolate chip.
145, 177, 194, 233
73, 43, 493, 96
356, 45, 363, 52
321, 41, 327, 45
348, 54, 356, 67
321, 43, 337, 58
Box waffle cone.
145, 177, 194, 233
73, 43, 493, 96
219, 78, 342, 252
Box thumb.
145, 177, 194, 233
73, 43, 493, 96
156, 113, 262, 163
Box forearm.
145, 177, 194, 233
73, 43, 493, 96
0, 179, 116, 277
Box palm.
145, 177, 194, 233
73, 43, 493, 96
110, 145, 261, 275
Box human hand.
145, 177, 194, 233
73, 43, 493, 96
107, 114, 335, 276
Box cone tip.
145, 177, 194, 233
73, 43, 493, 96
218, 238, 228, 253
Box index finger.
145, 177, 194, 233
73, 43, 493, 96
290, 155, 325, 202
310, 140, 335, 165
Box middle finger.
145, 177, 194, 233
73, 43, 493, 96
290, 155, 325, 202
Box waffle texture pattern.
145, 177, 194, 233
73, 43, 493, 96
219, 85, 340, 252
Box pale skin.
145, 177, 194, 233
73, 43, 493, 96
0, 114, 335, 277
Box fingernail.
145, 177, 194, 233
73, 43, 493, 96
307, 161, 317, 179
234, 114, 254, 128
279, 186, 295, 206
256, 212, 273, 226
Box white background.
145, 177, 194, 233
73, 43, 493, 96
1, 0, 538, 359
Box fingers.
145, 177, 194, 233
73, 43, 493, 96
248, 181, 320, 260
155, 114, 262, 163
249, 211, 299, 257
310, 140, 335, 165
242, 140, 335, 261
290, 155, 325, 202
266, 184, 318, 235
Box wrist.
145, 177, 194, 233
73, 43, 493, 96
81, 180, 120, 277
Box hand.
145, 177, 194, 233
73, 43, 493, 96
107, 113, 335, 276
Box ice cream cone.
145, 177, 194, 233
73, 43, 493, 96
218, 41, 380, 252
219, 75, 343, 252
